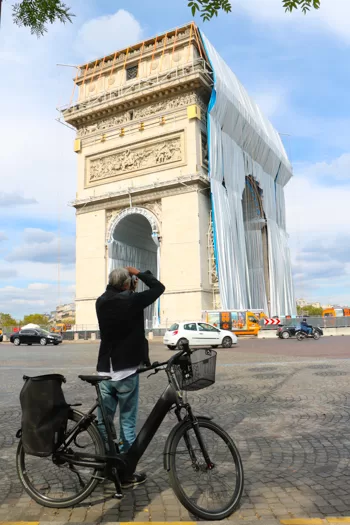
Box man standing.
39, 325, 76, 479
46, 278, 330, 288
95, 266, 165, 487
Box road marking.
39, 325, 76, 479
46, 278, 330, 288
0, 522, 40, 525
123, 522, 196, 525
326, 516, 350, 523
280, 518, 327, 525
280, 516, 350, 525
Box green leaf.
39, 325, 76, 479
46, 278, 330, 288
12, 0, 74, 37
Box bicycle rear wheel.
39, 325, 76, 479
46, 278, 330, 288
16, 410, 105, 508
167, 418, 244, 520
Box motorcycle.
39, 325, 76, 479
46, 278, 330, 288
296, 326, 323, 341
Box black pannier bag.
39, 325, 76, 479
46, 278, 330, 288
19, 374, 70, 457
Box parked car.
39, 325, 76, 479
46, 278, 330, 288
163, 321, 238, 350
277, 325, 297, 339
10, 328, 62, 346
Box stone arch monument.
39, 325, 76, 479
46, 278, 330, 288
64, 25, 212, 327
63, 23, 295, 327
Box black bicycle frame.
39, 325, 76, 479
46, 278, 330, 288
58, 381, 179, 478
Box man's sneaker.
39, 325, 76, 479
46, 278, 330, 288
121, 472, 147, 489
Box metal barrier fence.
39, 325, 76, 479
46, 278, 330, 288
260, 317, 350, 330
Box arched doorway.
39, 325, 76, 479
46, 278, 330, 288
242, 176, 270, 314
108, 208, 160, 328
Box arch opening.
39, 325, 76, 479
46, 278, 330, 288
242, 176, 270, 314
108, 212, 159, 328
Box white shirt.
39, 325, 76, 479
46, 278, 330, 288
98, 361, 137, 381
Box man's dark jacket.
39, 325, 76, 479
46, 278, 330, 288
96, 271, 165, 373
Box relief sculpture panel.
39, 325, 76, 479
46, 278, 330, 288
86, 132, 184, 186
77, 92, 206, 137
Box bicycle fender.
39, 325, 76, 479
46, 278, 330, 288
163, 416, 213, 471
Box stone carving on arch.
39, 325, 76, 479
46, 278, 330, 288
106, 206, 161, 244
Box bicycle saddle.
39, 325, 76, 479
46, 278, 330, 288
78, 375, 111, 384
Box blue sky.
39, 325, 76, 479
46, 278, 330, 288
0, 0, 349, 317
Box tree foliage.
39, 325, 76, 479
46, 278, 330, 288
22, 313, 50, 326
0, 313, 18, 327
282, 0, 320, 14
189, 0, 320, 20
12, 0, 73, 37
6, 0, 322, 37
61, 317, 75, 325
296, 305, 323, 316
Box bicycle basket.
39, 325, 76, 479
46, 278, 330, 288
173, 348, 217, 391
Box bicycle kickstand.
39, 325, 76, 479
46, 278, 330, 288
111, 467, 123, 499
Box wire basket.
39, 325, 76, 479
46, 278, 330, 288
173, 348, 217, 391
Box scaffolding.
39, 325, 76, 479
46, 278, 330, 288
60, 57, 213, 118
60, 22, 210, 115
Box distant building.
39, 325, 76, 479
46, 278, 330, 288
296, 299, 322, 309
53, 303, 76, 322
296, 299, 308, 308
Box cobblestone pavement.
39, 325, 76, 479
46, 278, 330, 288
2, 338, 350, 522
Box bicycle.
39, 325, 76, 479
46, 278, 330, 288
16, 344, 244, 520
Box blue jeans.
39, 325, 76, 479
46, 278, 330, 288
302, 326, 312, 335
97, 374, 139, 453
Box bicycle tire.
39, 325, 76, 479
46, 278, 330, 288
167, 418, 244, 520
16, 409, 105, 508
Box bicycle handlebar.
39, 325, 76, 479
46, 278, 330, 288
137, 342, 191, 375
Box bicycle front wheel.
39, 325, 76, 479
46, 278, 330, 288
16, 410, 105, 508
167, 418, 244, 520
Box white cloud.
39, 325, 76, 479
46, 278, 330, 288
296, 153, 350, 183
0, 283, 75, 317
0, 232, 8, 242
234, 0, 350, 44
6, 236, 75, 264
285, 167, 350, 236
0, 268, 17, 279
0, 192, 37, 208
28, 283, 51, 290
23, 228, 55, 244
251, 85, 288, 119
284, 153, 350, 302
74, 10, 143, 62
15, 261, 75, 283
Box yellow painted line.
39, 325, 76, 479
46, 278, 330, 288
326, 516, 350, 523
281, 520, 325, 525
0, 523, 39, 525
280, 516, 350, 525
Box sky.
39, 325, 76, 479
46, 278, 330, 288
0, 0, 349, 318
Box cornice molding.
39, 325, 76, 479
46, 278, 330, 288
74, 174, 210, 214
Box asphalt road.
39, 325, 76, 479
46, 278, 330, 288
2, 336, 350, 523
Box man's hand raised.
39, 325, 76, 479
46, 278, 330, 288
126, 266, 140, 276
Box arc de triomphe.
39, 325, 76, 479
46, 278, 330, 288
63, 24, 215, 328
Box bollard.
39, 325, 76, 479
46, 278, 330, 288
74, 332, 79, 341
91, 332, 96, 341
3, 335, 7, 342
148, 331, 154, 340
